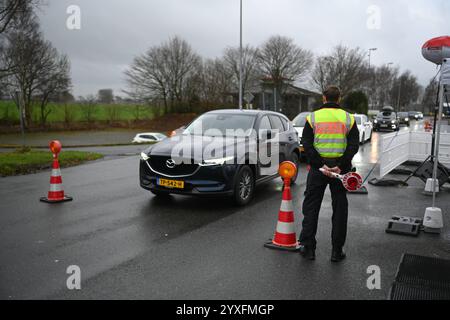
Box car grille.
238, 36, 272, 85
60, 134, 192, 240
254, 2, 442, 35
148, 156, 199, 177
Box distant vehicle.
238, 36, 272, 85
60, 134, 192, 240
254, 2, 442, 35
169, 127, 186, 137
373, 107, 400, 132
408, 111, 423, 121
397, 112, 410, 127
132, 133, 167, 144
354, 114, 373, 144
140, 109, 300, 206
443, 103, 450, 119
292, 112, 310, 158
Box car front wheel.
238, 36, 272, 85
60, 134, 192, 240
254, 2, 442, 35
233, 166, 255, 206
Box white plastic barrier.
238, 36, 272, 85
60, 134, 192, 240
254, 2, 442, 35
409, 131, 450, 165
379, 131, 410, 177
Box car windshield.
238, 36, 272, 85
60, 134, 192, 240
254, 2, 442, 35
398, 112, 408, 117
184, 113, 256, 137
355, 116, 362, 125
379, 112, 394, 118
292, 113, 309, 127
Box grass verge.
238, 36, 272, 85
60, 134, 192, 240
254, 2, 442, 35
0, 149, 103, 177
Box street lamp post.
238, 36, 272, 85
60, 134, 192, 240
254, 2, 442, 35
387, 62, 395, 110
368, 48, 377, 109
368, 48, 377, 69
238, 0, 243, 110
397, 78, 402, 112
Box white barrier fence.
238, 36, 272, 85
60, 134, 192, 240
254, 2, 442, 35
378, 130, 450, 179
379, 131, 410, 178
409, 132, 450, 165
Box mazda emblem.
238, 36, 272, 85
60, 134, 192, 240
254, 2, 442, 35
166, 159, 176, 169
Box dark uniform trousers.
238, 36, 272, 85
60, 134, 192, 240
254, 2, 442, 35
299, 167, 348, 250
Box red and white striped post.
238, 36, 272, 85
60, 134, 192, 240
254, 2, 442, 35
40, 140, 73, 203
265, 161, 300, 252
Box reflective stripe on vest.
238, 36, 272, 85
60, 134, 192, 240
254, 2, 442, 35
308, 109, 354, 158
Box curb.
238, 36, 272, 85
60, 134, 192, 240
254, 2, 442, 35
0, 142, 156, 149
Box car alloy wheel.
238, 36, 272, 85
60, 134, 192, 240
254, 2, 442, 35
234, 166, 254, 206
239, 171, 252, 200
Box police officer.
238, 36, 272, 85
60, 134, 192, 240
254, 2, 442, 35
299, 86, 359, 262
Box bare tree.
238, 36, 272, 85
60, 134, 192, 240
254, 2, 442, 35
1, 8, 70, 127
1, 0, 37, 79
106, 105, 119, 124
124, 36, 201, 114
422, 78, 439, 114
35, 54, 71, 127
258, 35, 313, 107
223, 45, 260, 96
391, 71, 421, 111
124, 46, 170, 112
0, 0, 40, 34
80, 94, 97, 123
165, 37, 201, 111
371, 64, 398, 108
312, 45, 366, 97
194, 58, 232, 106
258, 35, 313, 83
0, 1, 42, 81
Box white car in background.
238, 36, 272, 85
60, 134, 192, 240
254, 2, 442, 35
292, 112, 311, 158
354, 114, 373, 144
132, 133, 167, 144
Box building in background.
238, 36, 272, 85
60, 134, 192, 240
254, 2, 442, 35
231, 80, 320, 120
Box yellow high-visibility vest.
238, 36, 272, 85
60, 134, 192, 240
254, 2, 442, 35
306, 108, 355, 158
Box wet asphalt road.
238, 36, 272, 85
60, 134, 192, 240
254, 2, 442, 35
1, 121, 450, 300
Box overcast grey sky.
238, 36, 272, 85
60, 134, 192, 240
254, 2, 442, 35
37, 0, 450, 98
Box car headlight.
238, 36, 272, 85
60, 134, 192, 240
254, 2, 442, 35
405, 118, 409, 121
140, 152, 150, 161
201, 156, 234, 166
391, 120, 396, 124
374, 120, 378, 124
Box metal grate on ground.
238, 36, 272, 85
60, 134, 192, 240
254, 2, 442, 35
389, 254, 450, 300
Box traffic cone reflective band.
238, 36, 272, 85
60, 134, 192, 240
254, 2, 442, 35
265, 181, 300, 252
273, 186, 298, 247
40, 156, 73, 203
49, 159, 64, 200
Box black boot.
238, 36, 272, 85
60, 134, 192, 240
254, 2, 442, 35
331, 248, 346, 263
299, 245, 316, 261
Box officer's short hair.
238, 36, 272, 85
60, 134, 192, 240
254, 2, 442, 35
323, 86, 341, 103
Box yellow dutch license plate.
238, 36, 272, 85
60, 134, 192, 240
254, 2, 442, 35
158, 178, 185, 189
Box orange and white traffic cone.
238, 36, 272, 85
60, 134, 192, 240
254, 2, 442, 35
265, 162, 300, 252
40, 140, 73, 203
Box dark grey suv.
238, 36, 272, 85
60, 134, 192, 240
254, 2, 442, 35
140, 109, 301, 206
